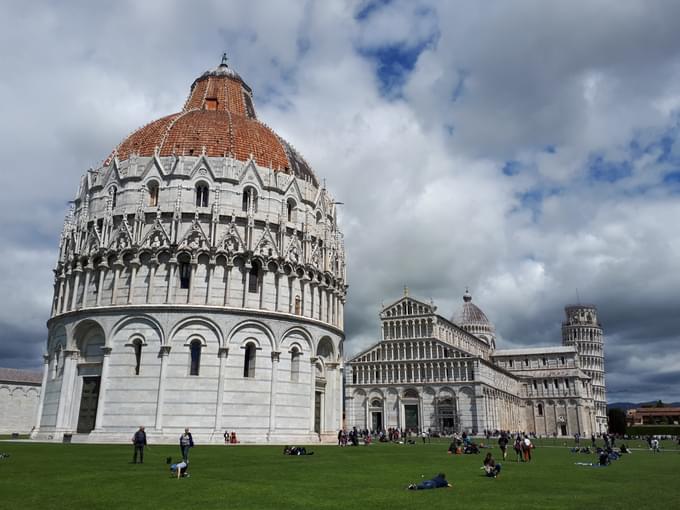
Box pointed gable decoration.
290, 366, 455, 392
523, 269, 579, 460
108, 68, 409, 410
139, 153, 168, 181
282, 175, 304, 203
140, 215, 171, 250
178, 216, 210, 252
108, 219, 134, 251
188, 154, 217, 181
380, 296, 435, 318
285, 234, 303, 264
238, 159, 265, 189
253, 224, 279, 259
84, 225, 102, 255
216, 218, 245, 254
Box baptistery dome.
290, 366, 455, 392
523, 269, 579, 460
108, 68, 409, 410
34, 56, 346, 444
111, 55, 317, 185
452, 289, 496, 347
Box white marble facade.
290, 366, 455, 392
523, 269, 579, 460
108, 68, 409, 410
33, 58, 346, 443
0, 368, 42, 434
345, 292, 606, 436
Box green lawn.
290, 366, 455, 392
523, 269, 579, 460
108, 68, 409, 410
0, 439, 678, 510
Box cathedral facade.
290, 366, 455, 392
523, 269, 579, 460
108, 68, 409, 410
345, 290, 607, 436
33, 56, 346, 443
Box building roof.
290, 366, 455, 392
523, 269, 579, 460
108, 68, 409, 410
493, 346, 577, 356
452, 289, 494, 330
107, 55, 318, 186
0, 367, 42, 385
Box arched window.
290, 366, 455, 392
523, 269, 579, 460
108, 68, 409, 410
189, 340, 202, 376
244, 343, 256, 378
110, 186, 118, 209
195, 183, 209, 207
316, 211, 322, 224
286, 198, 296, 222
148, 181, 159, 207
242, 187, 258, 213
290, 347, 300, 382
53, 346, 61, 380
294, 295, 301, 315
537, 403, 544, 416
133, 339, 143, 375
248, 263, 259, 294
179, 258, 191, 289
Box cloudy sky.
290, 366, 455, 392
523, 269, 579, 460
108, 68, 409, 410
1, 0, 679, 403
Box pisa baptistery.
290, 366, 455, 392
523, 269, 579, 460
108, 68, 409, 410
33, 55, 347, 443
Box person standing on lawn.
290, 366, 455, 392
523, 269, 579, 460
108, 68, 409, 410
132, 426, 147, 464
498, 433, 509, 461
180, 428, 194, 462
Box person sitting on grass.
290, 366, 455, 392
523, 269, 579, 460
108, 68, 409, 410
483, 452, 502, 478
619, 444, 631, 454
464, 443, 480, 454
407, 473, 452, 490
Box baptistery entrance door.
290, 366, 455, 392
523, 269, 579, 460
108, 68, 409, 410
371, 412, 383, 432
314, 391, 322, 434
76, 377, 101, 433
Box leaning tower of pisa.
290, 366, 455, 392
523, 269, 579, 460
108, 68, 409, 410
561, 304, 607, 433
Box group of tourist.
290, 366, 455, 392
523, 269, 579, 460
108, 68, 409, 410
223, 430, 239, 444
131, 426, 194, 477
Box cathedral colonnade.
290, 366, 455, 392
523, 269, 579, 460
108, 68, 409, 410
35, 307, 343, 443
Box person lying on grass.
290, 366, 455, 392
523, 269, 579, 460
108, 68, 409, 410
282, 445, 314, 456
483, 453, 501, 478
407, 473, 452, 490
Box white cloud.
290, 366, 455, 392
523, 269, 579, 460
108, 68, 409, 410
1, 0, 679, 402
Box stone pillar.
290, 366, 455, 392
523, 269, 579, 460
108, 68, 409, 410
32, 354, 50, 435
223, 263, 232, 306
111, 261, 123, 305
309, 357, 318, 433
96, 263, 107, 306
81, 266, 91, 309
94, 346, 112, 431
205, 261, 215, 305
154, 345, 171, 431
166, 258, 177, 303
61, 269, 72, 313
147, 259, 158, 303
213, 347, 228, 433
268, 351, 281, 439
54, 273, 64, 315
187, 261, 197, 304
56, 349, 79, 431
127, 259, 139, 304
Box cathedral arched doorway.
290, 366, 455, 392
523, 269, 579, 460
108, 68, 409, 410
437, 397, 457, 434
73, 320, 105, 434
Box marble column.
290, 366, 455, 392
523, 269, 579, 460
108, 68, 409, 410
32, 354, 50, 435
127, 259, 139, 304
213, 347, 229, 433
154, 345, 171, 431
81, 265, 91, 309
268, 351, 281, 438
309, 357, 318, 433
94, 346, 112, 431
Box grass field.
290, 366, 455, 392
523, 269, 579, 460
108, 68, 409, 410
0, 439, 678, 510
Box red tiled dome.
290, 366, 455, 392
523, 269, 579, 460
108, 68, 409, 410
110, 55, 317, 185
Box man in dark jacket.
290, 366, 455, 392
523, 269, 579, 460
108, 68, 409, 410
132, 426, 147, 464
180, 428, 194, 462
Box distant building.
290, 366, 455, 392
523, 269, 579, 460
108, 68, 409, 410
0, 368, 42, 434
345, 290, 607, 436
627, 407, 680, 427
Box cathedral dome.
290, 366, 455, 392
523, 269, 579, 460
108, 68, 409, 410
109, 54, 317, 185
453, 289, 496, 346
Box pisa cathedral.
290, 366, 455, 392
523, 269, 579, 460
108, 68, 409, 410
33, 56, 346, 443
345, 290, 607, 436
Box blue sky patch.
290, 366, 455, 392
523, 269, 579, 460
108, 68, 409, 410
359, 39, 434, 97
502, 160, 521, 176
588, 156, 633, 183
